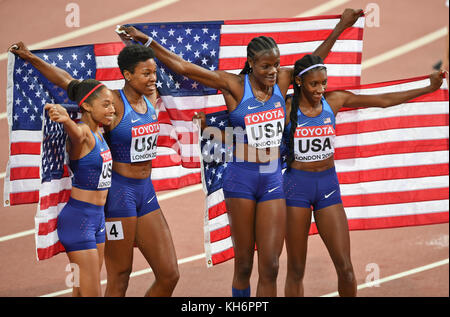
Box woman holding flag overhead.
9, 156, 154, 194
8, 42, 180, 297
283, 54, 445, 297
118, 8, 364, 297
10, 42, 115, 297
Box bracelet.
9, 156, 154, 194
144, 37, 153, 47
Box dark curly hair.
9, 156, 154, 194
117, 44, 155, 76
286, 54, 327, 168
240, 36, 279, 74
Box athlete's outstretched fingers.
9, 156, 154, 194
314, 204, 357, 297
104, 217, 137, 297
284, 206, 312, 297
135, 209, 180, 297
255, 198, 286, 297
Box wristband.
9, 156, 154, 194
144, 37, 153, 47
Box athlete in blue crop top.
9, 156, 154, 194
9, 41, 179, 297
100, 45, 179, 297
43, 79, 115, 297
224, 74, 286, 203
283, 55, 445, 297
118, 9, 365, 297
70, 129, 112, 191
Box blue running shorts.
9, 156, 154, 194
57, 197, 106, 252
283, 167, 342, 210
105, 171, 160, 218
223, 158, 285, 202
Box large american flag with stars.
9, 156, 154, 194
129, 16, 448, 267
124, 15, 366, 266
5, 45, 97, 206
3, 40, 201, 259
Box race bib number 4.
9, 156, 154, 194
131, 122, 159, 162
294, 125, 335, 162
244, 108, 285, 149
98, 149, 112, 189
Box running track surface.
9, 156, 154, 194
0, 0, 448, 298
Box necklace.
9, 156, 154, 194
255, 87, 272, 105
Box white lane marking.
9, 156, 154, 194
295, 0, 351, 17
320, 258, 449, 297
362, 27, 448, 70
0, 184, 203, 243
0, 0, 180, 62
40, 252, 207, 297
0, 229, 35, 242
41, 257, 449, 297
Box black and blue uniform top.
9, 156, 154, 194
228, 74, 286, 149
105, 90, 159, 164
70, 128, 112, 191
284, 96, 336, 162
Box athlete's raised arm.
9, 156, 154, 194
118, 26, 241, 98
9, 42, 74, 90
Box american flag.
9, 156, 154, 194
201, 75, 449, 267
3, 42, 200, 259
124, 15, 365, 267
329, 76, 449, 233
138, 16, 448, 267
4, 42, 201, 208
36, 105, 79, 260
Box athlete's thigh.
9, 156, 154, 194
225, 197, 257, 258
135, 209, 178, 275
285, 206, 312, 263
254, 199, 286, 258
104, 216, 137, 271
313, 204, 351, 261
96, 242, 105, 272
66, 248, 102, 295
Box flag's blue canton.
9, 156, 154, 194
12, 45, 95, 131
129, 22, 222, 97
41, 104, 79, 183
201, 110, 231, 195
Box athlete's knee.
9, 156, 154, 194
109, 267, 132, 291
335, 261, 355, 283
235, 260, 254, 281
157, 266, 180, 289
259, 258, 280, 282
287, 261, 306, 282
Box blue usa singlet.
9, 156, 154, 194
292, 96, 336, 162
228, 74, 286, 149
70, 128, 112, 190
105, 90, 159, 163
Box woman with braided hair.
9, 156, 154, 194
283, 54, 445, 297
118, 8, 363, 297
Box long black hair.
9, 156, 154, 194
286, 54, 327, 167
240, 36, 278, 74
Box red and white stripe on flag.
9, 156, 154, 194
202, 15, 365, 267
93, 42, 202, 191
203, 75, 449, 267
5, 14, 365, 260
